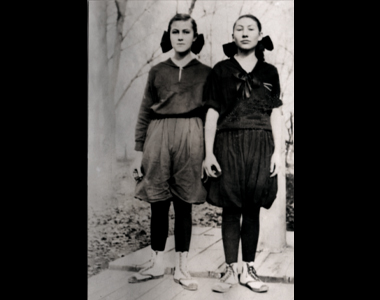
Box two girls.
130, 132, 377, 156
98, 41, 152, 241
130, 13, 282, 295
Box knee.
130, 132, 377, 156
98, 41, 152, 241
173, 201, 192, 218
242, 207, 260, 223
222, 209, 241, 223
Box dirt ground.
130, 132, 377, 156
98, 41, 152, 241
88, 160, 294, 278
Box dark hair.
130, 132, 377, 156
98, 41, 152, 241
167, 13, 198, 37
233, 14, 262, 31
160, 14, 204, 54
233, 14, 265, 61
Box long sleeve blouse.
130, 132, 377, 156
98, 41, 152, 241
134, 58, 211, 151
203, 57, 282, 132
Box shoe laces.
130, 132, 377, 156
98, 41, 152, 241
178, 254, 192, 279
139, 253, 156, 273
178, 261, 191, 279
179, 267, 191, 279
247, 265, 261, 281
221, 264, 235, 282
140, 261, 154, 273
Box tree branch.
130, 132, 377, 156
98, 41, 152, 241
121, 30, 157, 51
285, 60, 294, 83
238, 0, 245, 15
121, 1, 155, 43
278, 45, 294, 57
261, 2, 272, 18
114, 0, 122, 22
208, 2, 217, 66
188, 0, 197, 15
115, 46, 162, 108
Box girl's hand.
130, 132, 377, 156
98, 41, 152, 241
270, 151, 282, 177
130, 151, 144, 181
203, 154, 222, 178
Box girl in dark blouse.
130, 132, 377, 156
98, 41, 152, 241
203, 14, 283, 294
128, 14, 211, 291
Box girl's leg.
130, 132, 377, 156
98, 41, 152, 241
211, 206, 241, 293
172, 197, 198, 291
128, 199, 171, 283
172, 196, 192, 252
150, 199, 171, 251
222, 206, 242, 264
241, 204, 261, 262
240, 204, 268, 293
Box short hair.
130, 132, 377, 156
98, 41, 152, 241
167, 13, 198, 36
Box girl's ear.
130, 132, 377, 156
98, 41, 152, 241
258, 32, 263, 41
193, 35, 197, 43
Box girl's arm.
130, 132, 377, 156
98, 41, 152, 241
269, 107, 282, 177
202, 66, 222, 178
269, 66, 283, 177
203, 108, 221, 178
131, 71, 155, 179
134, 71, 155, 152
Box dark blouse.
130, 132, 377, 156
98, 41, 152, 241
203, 57, 282, 131
134, 58, 212, 151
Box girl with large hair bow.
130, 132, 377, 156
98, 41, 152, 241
202, 14, 283, 294
128, 13, 211, 291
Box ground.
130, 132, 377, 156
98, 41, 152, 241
88, 160, 294, 278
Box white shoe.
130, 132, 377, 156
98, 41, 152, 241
240, 262, 269, 293
212, 263, 239, 293
128, 250, 165, 283
173, 251, 198, 291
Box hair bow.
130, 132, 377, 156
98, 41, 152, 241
261, 36, 273, 51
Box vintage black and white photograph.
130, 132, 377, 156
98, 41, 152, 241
88, 0, 294, 299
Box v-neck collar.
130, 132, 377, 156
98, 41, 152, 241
231, 56, 262, 74
164, 57, 199, 68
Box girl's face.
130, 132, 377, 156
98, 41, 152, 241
169, 20, 196, 54
232, 17, 262, 51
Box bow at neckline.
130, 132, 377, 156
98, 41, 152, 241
232, 71, 261, 99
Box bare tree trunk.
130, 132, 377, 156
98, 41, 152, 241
88, 0, 117, 212
110, 0, 127, 101
112, 0, 127, 161
107, 0, 128, 166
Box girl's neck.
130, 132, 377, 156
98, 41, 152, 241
172, 51, 194, 67
235, 48, 257, 62
234, 48, 259, 73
